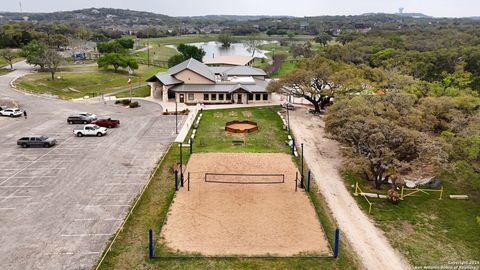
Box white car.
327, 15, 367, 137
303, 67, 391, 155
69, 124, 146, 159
0, 108, 23, 117
73, 124, 107, 137
78, 112, 97, 121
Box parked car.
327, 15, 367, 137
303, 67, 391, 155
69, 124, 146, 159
78, 112, 97, 121
17, 136, 56, 148
92, 118, 120, 128
67, 115, 95, 124
0, 108, 22, 117
281, 102, 295, 110
73, 124, 107, 137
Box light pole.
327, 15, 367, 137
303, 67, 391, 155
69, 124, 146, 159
301, 143, 304, 189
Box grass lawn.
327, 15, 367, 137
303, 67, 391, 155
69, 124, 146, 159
15, 65, 165, 99
114, 85, 151, 98
192, 107, 290, 153
346, 175, 480, 267
271, 60, 297, 77
0, 69, 13, 76
97, 106, 358, 270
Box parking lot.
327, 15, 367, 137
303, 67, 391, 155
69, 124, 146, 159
0, 100, 185, 269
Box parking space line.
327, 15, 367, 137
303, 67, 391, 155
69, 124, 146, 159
95, 193, 129, 196
60, 233, 111, 237
0, 207, 16, 210
0, 185, 44, 188
84, 204, 130, 207
0, 195, 31, 199
104, 183, 144, 186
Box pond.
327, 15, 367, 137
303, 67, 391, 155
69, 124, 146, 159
166, 41, 277, 61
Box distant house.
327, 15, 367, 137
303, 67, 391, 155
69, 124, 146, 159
146, 58, 270, 105
203, 56, 255, 67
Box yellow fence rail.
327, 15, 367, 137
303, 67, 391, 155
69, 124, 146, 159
400, 186, 443, 200
354, 182, 373, 214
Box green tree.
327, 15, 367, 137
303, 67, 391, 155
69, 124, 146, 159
314, 32, 332, 46
43, 48, 63, 80
22, 40, 48, 70
96, 41, 125, 54
0, 49, 17, 70
218, 32, 234, 48
97, 53, 137, 72
268, 58, 352, 112
244, 33, 262, 57
177, 44, 206, 61
116, 37, 134, 49
168, 54, 186, 68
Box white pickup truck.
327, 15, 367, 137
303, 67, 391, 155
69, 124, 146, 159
73, 124, 107, 137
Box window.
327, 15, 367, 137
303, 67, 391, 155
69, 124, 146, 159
219, 94, 224, 100
263, 94, 268, 100
211, 93, 217, 101
226, 94, 231, 100
255, 94, 261, 100
188, 93, 194, 101
204, 94, 209, 101
248, 94, 253, 100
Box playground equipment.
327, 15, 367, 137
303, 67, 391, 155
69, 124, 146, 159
225, 120, 258, 133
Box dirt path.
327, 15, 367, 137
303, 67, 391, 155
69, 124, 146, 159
289, 108, 411, 270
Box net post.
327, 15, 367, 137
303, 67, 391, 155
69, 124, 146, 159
189, 138, 193, 154
333, 228, 340, 258
300, 143, 304, 189
295, 171, 298, 192
291, 138, 295, 156
148, 229, 154, 259
188, 172, 190, 191
174, 170, 178, 191
307, 170, 311, 192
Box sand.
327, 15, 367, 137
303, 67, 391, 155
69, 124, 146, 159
161, 153, 330, 256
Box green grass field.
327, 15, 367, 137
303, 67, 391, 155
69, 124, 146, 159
347, 175, 480, 267
192, 107, 290, 153
114, 85, 151, 98
97, 106, 358, 270
271, 60, 297, 77
0, 69, 13, 76
15, 65, 164, 99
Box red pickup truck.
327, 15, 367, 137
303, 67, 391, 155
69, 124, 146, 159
91, 118, 120, 128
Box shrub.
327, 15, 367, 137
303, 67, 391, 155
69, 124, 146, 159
129, 101, 140, 108
121, 99, 131, 105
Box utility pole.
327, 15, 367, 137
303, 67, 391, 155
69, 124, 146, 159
147, 42, 150, 66
128, 66, 133, 99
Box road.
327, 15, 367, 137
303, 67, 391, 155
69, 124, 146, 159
0, 61, 185, 269
289, 107, 411, 270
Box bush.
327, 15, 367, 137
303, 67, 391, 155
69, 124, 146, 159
121, 99, 131, 105
129, 101, 140, 108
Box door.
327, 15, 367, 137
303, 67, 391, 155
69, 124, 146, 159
237, 94, 242, 104
179, 94, 185, 103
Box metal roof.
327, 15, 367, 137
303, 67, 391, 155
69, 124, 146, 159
146, 72, 183, 85
204, 55, 255, 66
210, 66, 267, 76
168, 58, 216, 81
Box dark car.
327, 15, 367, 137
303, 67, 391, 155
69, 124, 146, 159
91, 118, 120, 128
67, 115, 92, 124
17, 136, 56, 148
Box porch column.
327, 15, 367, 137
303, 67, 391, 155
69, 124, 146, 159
162, 85, 168, 101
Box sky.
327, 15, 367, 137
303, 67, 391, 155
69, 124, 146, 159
2, 0, 479, 17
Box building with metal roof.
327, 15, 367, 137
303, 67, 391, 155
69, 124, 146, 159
146, 58, 271, 105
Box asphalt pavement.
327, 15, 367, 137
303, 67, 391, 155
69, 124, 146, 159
0, 61, 185, 269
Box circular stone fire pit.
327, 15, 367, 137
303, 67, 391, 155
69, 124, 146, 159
225, 120, 258, 133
